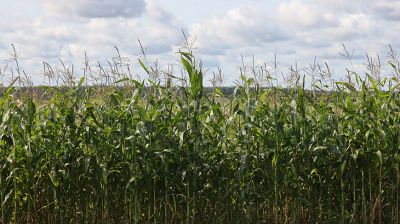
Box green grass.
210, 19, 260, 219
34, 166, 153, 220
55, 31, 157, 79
0, 46, 400, 223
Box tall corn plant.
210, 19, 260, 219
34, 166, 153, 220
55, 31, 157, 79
1, 46, 400, 223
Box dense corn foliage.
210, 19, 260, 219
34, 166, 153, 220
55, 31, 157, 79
1, 49, 400, 223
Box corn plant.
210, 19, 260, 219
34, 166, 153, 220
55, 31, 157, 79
0, 46, 400, 223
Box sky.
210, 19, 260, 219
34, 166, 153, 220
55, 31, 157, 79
0, 0, 399, 85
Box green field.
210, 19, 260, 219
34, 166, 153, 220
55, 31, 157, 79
1, 49, 400, 223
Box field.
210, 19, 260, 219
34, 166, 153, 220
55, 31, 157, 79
1, 48, 400, 223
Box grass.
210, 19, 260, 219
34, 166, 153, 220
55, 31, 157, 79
0, 42, 400, 223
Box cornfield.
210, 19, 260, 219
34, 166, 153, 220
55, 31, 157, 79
1, 46, 400, 223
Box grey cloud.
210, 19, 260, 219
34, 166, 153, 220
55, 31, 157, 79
198, 48, 226, 56
202, 59, 220, 68
311, 0, 400, 22
146, 44, 173, 55
42, 0, 146, 18
373, 0, 400, 20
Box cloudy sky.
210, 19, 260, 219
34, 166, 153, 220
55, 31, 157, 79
0, 0, 399, 85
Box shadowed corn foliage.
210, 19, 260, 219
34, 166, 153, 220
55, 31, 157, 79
1, 47, 400, 224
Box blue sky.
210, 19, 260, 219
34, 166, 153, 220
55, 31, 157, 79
0, 0, 399, 85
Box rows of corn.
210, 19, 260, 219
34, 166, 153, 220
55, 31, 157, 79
1, 51, 400, 223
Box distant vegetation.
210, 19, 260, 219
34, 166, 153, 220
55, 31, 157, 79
1, 42, 400, 223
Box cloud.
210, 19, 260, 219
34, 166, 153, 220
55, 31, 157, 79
41, 0, 146, 18
77, 0, 184, 57
1, 17, 79, 59
0, 0, 185, 84
293, 12, 376, 47
276, 1, 321, 28
336, 13, 375, 38
373, 0, 400, 20
311, 0, 400, 21
1, 0, 400, 85
192, 6, 286, 55
271, 0, 380, 49
0, 0, 183, 59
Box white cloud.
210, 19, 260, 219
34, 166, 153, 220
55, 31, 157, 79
192, 6, 286, 54
0, 0, 185, 84
2, 18, 79, 59
76, 0, 183, 57
276, 1, 321, 28
1, 0, 183, 59
336, 13, 375, 38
